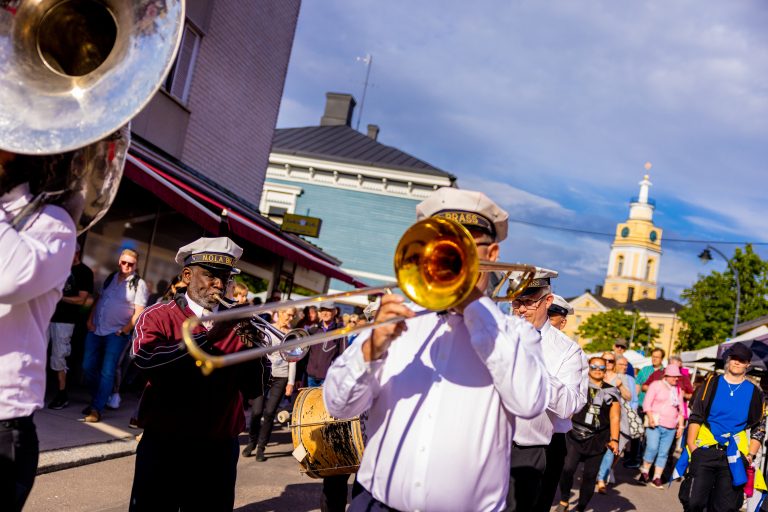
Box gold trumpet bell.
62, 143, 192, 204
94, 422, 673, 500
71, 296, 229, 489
395, 217, 479, 311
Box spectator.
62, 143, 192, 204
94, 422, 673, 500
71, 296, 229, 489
306, 303, 346, 387
159, 274, 185, 304
613, 338, 634, 377
557, 356, 620, 512
597, 355, 638, 492
637, 348, 665, 405
547, 294, 573, 331
298, 305, 319, 329
81, 249, 149, 423
232, 282, 248, 305
47, 243, 94, 410
243, 307, 297, 461
677, 342, 765, 512
642, 355, 694, 400
640, 366, 685, 488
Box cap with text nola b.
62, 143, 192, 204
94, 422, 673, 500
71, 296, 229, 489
175, 237, 243, 271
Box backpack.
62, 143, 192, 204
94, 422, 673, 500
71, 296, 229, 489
104, 271, 140, 292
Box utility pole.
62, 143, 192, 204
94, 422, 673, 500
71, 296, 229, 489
355, 54, 373, 131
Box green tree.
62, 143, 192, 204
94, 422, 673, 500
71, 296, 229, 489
677, 245, 768, 351
577, 309, 660, 353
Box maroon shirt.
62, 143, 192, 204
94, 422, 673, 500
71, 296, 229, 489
643, 367, 694, 395
132, 296, 267, 439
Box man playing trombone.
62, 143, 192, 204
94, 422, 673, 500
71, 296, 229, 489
324, 187, 549, 512
129, 237, 268, 511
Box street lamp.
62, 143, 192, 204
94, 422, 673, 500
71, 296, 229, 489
698, 246, 741, 337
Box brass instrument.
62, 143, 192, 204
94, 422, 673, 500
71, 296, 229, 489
183, 217, 547, 376
0, 0, 185, 231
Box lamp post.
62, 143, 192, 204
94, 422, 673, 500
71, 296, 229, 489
698, 246, 741, 337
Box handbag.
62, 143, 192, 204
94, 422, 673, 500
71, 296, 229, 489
623, 401, 644, 439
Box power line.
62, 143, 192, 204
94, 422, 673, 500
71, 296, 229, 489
507, 218, 768, 246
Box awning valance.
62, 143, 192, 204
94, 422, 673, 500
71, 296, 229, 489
124, 150, 367, 288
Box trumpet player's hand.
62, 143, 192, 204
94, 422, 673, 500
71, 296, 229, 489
363, 294, 414, 362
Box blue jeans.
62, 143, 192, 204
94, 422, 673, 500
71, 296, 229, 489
307, 376, 325, 387
82, 332, 129, 412
598, 448, 615, 482
642, 426, 676, 469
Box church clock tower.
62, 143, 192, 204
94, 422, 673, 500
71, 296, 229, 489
603, 163, 663, 303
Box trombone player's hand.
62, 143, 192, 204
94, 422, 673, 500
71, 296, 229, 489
363, 294, 414, 362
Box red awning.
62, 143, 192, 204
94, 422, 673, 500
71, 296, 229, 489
124, 152, 367, 288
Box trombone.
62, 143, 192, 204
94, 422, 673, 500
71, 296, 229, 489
182, 217, 545, 375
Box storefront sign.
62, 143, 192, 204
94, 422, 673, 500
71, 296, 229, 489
281, 213, 322, 238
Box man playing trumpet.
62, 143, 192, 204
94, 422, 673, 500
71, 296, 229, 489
324, 187, 549, 512
129, 237, 268, 511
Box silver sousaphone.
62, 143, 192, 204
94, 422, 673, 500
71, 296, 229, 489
0, 0, 185, 232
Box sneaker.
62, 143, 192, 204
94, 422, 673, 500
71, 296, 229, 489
255, 446, 266, 462
242, 442, 256, 457
623, 459, 641, 469
106, 393, 122, 410
128, 417, 139, 429
596, 480, 607, 494
48, 392, 69, 410
650, 478, 664, 489
80, 409, 101, 423
638, 472, 650, 484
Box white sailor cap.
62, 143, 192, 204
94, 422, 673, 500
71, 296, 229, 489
175, 237, 243, 270
548, 294, 574, 316
416, 187, 509, 242
518, 268, 559, 297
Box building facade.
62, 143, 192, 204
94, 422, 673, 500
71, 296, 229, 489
83, 1, 364, 298
263, 93, 456, 303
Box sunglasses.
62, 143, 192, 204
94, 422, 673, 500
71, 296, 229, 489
119, 260, 136, 267
512, 296, 546, 309
603, 359, 615, 363
589, 364, 606, 371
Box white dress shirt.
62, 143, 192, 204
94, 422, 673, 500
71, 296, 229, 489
324, 297, 548, 512
513, 320, 588, 446
0, 184, 76, 420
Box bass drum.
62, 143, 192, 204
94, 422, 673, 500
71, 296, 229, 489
290, 387, 364, 478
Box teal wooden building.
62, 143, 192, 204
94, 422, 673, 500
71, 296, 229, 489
261, 93, 456, 302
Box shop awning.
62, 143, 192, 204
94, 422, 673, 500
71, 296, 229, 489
123, 147, 367, 288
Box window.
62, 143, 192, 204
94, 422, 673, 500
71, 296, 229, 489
645, 259, 653, 280
658, 323, 664, 334
164, 23, 201, 103
616, 255, 624, 276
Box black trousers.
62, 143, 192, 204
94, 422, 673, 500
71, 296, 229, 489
533, 432, 566, 512
322, 474, 350, 512
348, 484, 401, 512
129, 429, 239, 511
248, 376, 288, 446
506, 443, 547, 512
685, 447, 745, 512
559, 435, 605, 512
0, 415, 38, 512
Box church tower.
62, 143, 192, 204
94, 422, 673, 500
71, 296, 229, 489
602, 163, 663, 302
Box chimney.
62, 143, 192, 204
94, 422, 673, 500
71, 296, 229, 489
367, 124, 380, 141
659, 287, 665, 299
320, 92, 356, 127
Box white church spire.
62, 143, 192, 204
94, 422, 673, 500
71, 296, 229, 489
629, 162, 654, 221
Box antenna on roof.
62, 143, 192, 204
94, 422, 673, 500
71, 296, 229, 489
355, 54, 373, 131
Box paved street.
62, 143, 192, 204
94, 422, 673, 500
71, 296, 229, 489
26, 423, 683, 512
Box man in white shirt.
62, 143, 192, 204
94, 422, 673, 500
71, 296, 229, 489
0, 150, 77, 510
324, 187, 549, 512
506, 277, 588, 512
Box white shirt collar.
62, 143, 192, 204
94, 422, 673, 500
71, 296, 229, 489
1, 183, 32, 211
185, 292, 218, 318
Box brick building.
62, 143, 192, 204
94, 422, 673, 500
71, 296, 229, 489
85, 0, 363, 297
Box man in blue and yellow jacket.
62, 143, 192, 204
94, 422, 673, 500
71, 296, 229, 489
677, 342, 765, 512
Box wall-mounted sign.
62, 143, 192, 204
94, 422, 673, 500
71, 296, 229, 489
281, 213, 322, 238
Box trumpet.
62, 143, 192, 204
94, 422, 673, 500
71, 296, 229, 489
182, 217, 548, 375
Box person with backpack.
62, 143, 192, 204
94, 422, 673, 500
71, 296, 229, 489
81, 248, 149, 423
677, 342, 766, 512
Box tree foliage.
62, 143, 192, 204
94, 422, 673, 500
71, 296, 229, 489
577, 309, 660, 353
677, 245, 768, 351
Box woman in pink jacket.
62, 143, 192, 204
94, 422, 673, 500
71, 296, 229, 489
640, 365, 685, 488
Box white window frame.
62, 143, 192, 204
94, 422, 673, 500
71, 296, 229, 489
164, 23, 201, 104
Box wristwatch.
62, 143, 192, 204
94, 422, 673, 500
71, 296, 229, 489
611, 438, 619, 443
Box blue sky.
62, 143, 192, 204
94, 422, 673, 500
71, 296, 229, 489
276, 0, 768, 302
